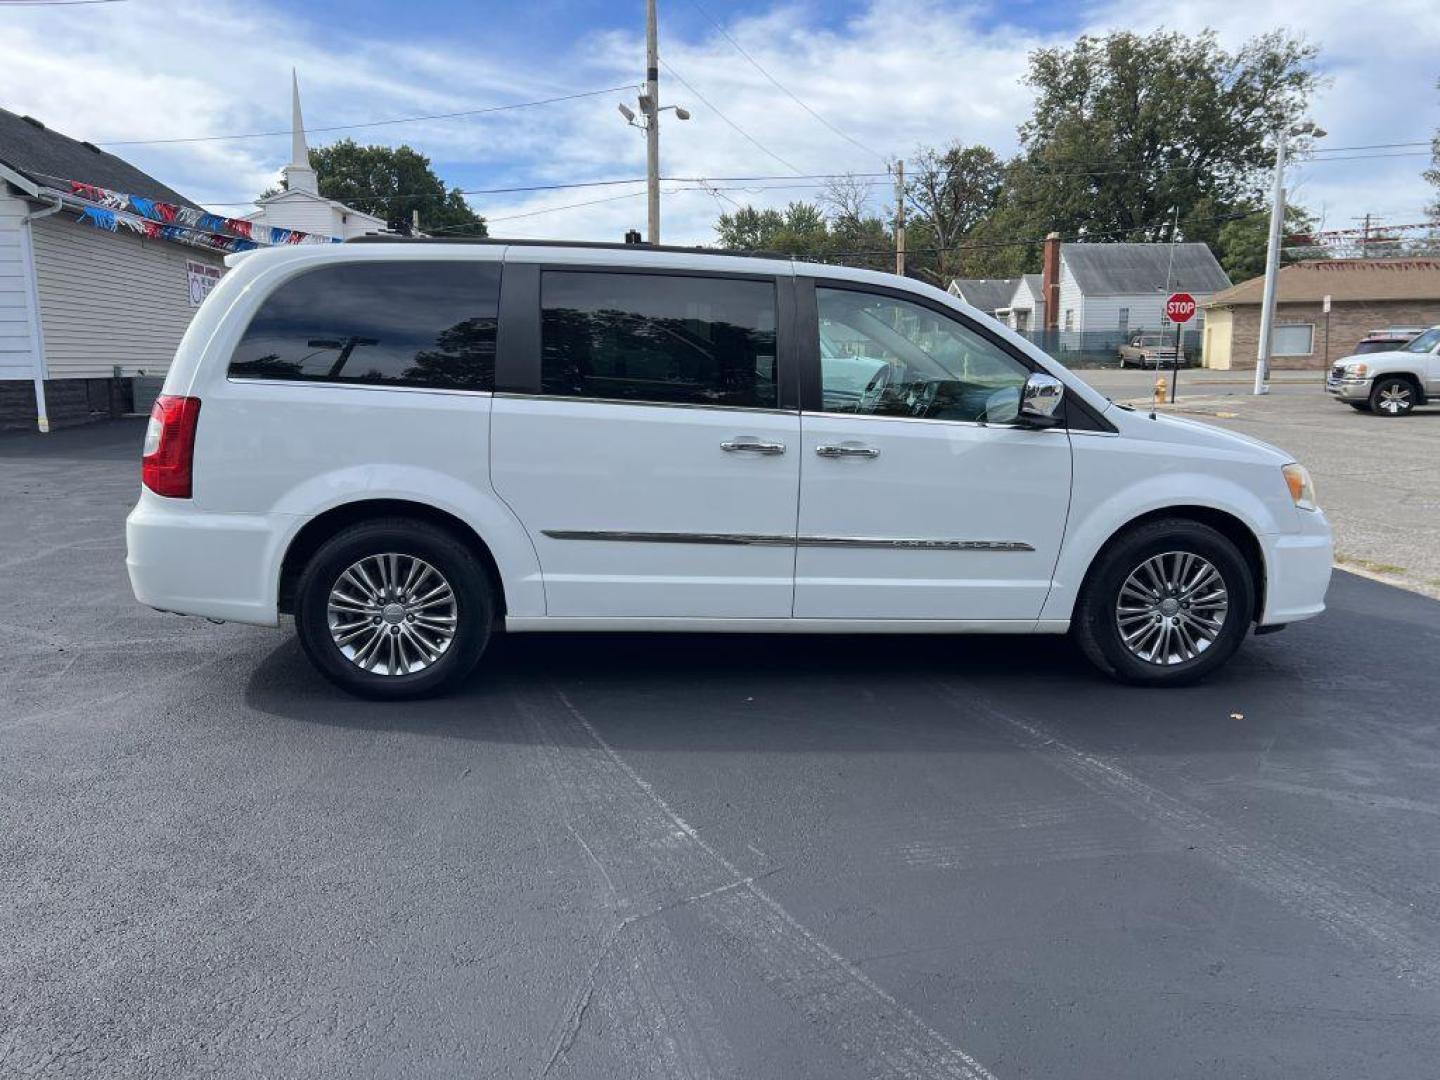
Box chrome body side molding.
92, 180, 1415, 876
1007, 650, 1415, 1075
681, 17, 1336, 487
508, 616, 1070, 634
540, 530, 1034, 552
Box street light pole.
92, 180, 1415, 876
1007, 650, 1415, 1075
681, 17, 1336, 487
645, 0, 660, 244
1253, 128, 1287, 396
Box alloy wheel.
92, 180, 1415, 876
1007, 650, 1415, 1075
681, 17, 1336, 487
1115, 551, 1229, 666
326, 553, 457, 675
1376, 383, 1413, 415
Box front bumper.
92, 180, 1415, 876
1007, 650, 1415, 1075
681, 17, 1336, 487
126, 491, 285, 626
1259, 509, 1333, 625
1326, 375, 1372, 402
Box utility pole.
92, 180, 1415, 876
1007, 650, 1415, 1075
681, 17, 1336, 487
893, 159, 906, 276
1253, 129, 1289, 396
1360, 213, 1371, 259
644, 0, 660, 244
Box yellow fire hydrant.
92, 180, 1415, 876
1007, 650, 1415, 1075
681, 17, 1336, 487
1153, 377, 1168, 404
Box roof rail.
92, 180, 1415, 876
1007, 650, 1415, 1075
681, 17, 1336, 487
344, 234, 792, 261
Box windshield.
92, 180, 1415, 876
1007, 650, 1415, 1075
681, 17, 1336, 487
1403, 328, 1440, 353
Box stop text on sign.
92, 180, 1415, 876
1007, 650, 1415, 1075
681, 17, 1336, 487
1166, 292, 1197, 324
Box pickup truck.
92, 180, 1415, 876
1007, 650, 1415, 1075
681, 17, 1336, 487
1117, 332, 1189, 368
1327, 325, 1440, 416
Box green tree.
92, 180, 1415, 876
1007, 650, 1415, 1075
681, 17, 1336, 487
1215, 203, 1320, 281
1007, 30, 1321, 244
905, 144, 1005, 283
714, 201, 832, 258
266, 139, 486, 235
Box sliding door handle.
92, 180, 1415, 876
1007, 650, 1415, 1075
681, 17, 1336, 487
721, 439, 786, 455
816, 444, 880, 458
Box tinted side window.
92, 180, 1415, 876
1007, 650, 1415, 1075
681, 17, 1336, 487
228, 261, 500, 390
540, 271, 778, 408
816, 287, 1029, 424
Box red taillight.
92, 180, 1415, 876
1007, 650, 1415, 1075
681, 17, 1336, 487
141, 395, 201, 498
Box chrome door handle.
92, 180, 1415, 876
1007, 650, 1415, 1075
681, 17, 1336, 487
721, 439, 786, 455
816, 444, 880, 458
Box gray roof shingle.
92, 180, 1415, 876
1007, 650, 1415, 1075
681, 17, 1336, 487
949, 277, 1020, 312
0, 107, 201, 209
1063, 242, 1230, 296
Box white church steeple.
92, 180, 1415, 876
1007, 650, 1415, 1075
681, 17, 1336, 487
281, 68, 319, 196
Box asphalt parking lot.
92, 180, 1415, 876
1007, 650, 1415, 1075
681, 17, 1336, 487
4, 418, 1440, 1079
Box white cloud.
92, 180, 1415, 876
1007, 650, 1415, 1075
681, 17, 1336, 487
1, 0, 1435, 246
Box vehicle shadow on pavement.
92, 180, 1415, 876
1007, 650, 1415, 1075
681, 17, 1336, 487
238, 613, 1370, 759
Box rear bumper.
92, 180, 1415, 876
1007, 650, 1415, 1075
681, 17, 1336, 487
1259, 511, 1333, 625
126, 491, 285, 626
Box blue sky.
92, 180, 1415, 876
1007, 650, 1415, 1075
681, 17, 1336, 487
0, 0, 1436, 246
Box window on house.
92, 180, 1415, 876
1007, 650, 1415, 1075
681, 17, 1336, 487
1064, 309, 1074, 332
228, 261, 500, 390
1118, 308, 1129, 333
1271, 324, 1315, 357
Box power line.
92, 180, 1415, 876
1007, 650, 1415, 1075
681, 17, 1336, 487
187, 175, 652, 208
70, 143, 1424, 213
0, 0, 125, 5
188, 143, 1424, 209
1309, 141, 1432, 153
98, 85, 635, 146
658, 58, 804, 175
683, 0, 886, 163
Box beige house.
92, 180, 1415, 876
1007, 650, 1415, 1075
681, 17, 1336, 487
1202, 259, 1440, 370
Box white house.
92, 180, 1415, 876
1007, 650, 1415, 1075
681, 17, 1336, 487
1041, 237, 1231, 337
246, 72, 388, 242
946, 278, 1019, 320
1, 104, 341, 431
1002, 274, 1045, 332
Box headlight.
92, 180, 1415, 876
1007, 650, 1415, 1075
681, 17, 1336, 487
1344, 362, 1368, 378
1283, 463, 1317, 511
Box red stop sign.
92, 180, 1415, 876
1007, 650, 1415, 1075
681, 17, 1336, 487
1166, 292, 1197, 323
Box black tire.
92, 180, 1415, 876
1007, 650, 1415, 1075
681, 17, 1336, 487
1369, 376, 1417, 417
1348, 402, 1371, 412
293, 518, 493, 699
1072, 518, 1255, 687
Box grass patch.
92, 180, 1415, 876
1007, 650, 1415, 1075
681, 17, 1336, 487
1336, 553, 1408, 576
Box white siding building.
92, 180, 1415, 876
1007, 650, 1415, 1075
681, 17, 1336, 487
245, 73, 388, 242
1003, 274, 1045, 332
0, 110, 226, 430
1048, 242, 1231, 336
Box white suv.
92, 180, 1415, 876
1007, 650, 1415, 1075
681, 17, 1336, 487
126, 241, 1333, 698
1327, 325, 1440, 416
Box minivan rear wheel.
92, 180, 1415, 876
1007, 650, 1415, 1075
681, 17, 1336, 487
294, 518, 492, 699
1072, 518, 1255, 686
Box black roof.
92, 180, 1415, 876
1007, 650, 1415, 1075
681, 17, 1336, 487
0, 107, 202, 209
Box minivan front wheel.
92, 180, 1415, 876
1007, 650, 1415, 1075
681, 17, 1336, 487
1073, 518, 1255, 686
294, 518, 492, 699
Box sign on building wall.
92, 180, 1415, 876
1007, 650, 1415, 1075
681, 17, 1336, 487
186, 259, 223, 306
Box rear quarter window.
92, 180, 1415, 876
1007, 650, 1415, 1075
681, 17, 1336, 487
228, 260, 500, 391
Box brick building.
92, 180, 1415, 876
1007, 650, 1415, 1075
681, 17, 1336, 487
1202, 259, 1440, 370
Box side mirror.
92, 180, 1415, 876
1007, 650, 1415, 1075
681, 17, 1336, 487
1019, 372, 1064, 427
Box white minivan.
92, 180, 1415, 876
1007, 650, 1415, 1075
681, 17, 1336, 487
126, 240, 1333, 698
